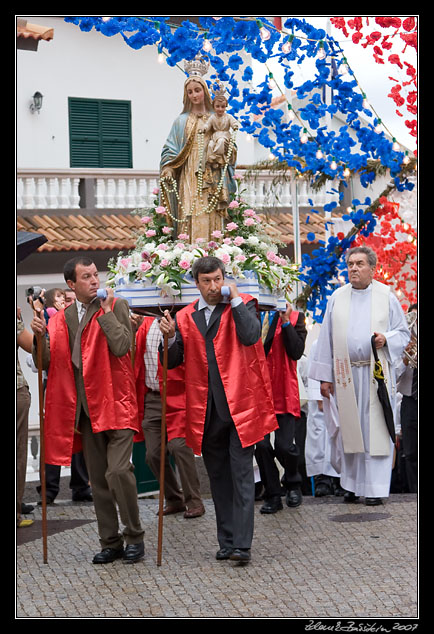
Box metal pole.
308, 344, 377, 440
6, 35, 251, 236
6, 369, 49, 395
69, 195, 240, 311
291, 169, 301, 298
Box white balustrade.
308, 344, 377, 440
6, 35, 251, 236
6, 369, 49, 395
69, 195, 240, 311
46, 178, 58, 209
17, 174, 81, 210
94, 177, 157, 209
17, 169, 333, 212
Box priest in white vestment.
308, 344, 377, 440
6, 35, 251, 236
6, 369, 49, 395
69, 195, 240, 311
309, 247, 410, 505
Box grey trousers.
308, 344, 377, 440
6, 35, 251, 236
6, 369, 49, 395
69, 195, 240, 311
79, 412, 144, 550
142, 391, 203, 509
17, 386, 31, 522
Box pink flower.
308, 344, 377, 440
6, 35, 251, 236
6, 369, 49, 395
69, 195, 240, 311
211, 230, 223, 239
160, 259, 170, 267
226, 222, 238, 231
228, 201, 239, 209
157, 243, 168, 251
243, 208, 255, 217
152, 187, 160, 195
235, 254, 246, 262
141, 216, 152, 224
244, 218, 255, 226
155, 206, 167, 215
178, 233, 189, 241
266, 251, 278, 262
162, 226, 173, 234
179, 259, 190, 270
141, 250, 150, 260
234, 172, 243, 180
233, 236, 244, 246
208, 241, 218, 248
120, 257, 131, 268
223, 238, 232, 245
220, 253, 231, 264
145, 229, 157, 237
140, 261, 152, 272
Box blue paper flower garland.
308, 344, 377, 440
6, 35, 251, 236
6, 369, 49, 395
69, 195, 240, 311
64, 16, 416, 320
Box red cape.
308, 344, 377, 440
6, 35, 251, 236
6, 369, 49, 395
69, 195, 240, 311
266, 311, 301, 416
134, 317, 186, 443
176, 294, 278, 455
44, 303, 139, 466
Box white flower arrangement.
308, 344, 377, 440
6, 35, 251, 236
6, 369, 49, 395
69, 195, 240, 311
107, 181, 300, 302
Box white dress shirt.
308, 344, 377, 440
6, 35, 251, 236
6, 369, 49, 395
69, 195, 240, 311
166, 294, 243, 346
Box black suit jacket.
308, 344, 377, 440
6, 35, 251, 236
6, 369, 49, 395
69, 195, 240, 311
162, 298, 261, 423
263, 310, 307, 361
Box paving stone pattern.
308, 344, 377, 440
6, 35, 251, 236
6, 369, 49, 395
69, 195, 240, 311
16, 494, 418, 619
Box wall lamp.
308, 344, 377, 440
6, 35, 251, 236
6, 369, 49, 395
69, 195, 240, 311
29, 91, 43, 114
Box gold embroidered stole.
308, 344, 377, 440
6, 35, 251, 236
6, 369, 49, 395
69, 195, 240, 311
332, 281, 391, 456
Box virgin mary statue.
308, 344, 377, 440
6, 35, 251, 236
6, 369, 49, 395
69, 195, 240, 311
159, 58, 237, 243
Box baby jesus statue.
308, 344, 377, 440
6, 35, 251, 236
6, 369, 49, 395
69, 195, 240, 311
200, 95, 239, 168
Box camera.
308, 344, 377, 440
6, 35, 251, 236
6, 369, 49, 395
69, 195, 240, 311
25, 286, 45, 304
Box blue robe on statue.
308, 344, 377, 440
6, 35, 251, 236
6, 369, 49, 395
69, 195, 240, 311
160, 111, 237, 242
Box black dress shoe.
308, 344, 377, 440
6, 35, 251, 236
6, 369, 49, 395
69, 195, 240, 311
123, 542, 145, 563
216, 547, 233, 560
92, 547, 124, 564
365, 497, 383, 506
314, 483, 332, 497
286, 489, 302, 508
343, 491, 360, 503
72, 492, 93, 502
21, 503, 34, 514
260, 497, 283, 514
332, 478, 345, 496
230, 548, 251, 562
37, 497, 55, 505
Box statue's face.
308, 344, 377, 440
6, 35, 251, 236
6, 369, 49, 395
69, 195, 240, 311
186, 80, 205, 108
213, 100, 226, 116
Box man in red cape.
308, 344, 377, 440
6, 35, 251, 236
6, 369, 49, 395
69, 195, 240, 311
255, 303, 307, 513
31, 256, 144, 564
134, 315, 205, 518
159, 256, 277, 563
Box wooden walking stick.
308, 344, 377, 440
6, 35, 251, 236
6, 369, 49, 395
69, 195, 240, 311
157, 330, 168, 566
36, 332, 48, 563
31, 303, 48, 564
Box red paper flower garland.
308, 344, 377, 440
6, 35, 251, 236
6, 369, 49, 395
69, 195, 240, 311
331, 17, 417, 142
352, 196, 417, 309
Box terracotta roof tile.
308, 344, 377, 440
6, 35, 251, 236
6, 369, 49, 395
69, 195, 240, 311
17, 211, 337, 254
17, 21, 54, 42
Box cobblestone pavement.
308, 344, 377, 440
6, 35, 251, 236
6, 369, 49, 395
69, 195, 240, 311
16, 492, 418, 620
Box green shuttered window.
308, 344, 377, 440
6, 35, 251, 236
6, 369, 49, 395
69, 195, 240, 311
69, 97, 132, 168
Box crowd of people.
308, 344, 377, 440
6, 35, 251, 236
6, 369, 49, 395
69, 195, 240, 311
16, 247, 416, 566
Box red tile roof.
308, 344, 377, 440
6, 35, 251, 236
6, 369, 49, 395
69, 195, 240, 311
17, 20, 54, 43
17, 210, 335, 253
